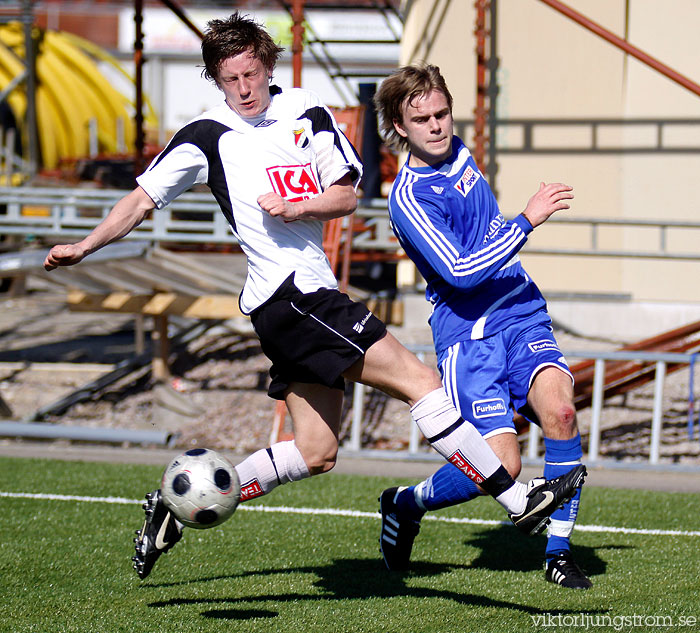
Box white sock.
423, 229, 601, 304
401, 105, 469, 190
411, 388, 503, 483
235, 440, 310, 502
495, 481, 527, 515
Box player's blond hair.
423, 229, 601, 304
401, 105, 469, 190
373, 63, 454, 151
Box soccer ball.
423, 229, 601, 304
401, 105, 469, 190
160, 448, 240, 529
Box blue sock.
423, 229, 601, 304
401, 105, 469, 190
396, 463, 484, 519
543, 434, 583, 561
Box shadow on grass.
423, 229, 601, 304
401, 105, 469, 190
147, 557, 608, 621
463, 524, 631, 580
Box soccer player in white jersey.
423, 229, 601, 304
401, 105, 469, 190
43, 15, 584, 581
374, 64, 591, 589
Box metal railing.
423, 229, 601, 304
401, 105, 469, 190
0, 187, 238, 245
457, 118, 700, 154
3, 187, 700, 261
342, 347, 700, 469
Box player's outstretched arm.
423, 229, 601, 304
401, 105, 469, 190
257, 173, 357, 223
44, 187, 156, 271
521, 182, 574, 229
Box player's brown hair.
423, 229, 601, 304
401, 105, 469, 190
201, 12, 284, 83
373, 63, 454, 151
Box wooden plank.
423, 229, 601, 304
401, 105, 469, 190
151, 248, 247, 291
152, 315, 170, 381
67, 290, 244, 319
115, 259, 211, 295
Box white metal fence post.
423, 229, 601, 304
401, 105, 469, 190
527, 422, 540, 459
349, 382, 365, 452
649, 360, 667, 464
409, 351, 426, 454
588, 358, 606, 462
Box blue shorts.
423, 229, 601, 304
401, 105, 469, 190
437, 313, 573, 438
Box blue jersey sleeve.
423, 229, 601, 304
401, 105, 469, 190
390, 186, 534, 291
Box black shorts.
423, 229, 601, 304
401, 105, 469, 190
250, 273, 387, 399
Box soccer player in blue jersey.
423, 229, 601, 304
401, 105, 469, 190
373, 63, 591, 589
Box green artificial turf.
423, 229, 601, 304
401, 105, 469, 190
1, 456, 698, 633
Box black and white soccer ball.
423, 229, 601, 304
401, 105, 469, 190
160, 448, 240, 529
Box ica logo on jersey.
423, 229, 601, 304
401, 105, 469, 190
454, 165, 480, 197
266, 163, 321, 202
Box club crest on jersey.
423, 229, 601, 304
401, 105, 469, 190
454, 165, 480, 197
293, 127, 309, 148
472, 398, 507, 419
267, 163, 321, 202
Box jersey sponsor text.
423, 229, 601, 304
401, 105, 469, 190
454, 165, 480, 197
448, 450, 485, 484
239, 479, 264, 501
267, 163, 321, 202
528, 339, 559, 353
472, 398, 507, 418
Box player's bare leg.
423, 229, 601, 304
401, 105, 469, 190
285, 382, 343, 475
233, 382, 342, 504
529, 367, 591, 589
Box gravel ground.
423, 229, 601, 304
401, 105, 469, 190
1, 291, 699, 467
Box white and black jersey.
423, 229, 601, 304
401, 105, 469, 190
136, 87, 363, 313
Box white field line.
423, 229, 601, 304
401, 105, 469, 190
1, 491, 699, 538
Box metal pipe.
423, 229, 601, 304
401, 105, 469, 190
158, 0, 203, 39
409, 352, 426, 454
0, 422, 174, 446
134, 0, 145, 175
291, 0, 305, 88
22, 0, 39, 176
538, 0, 700, 99
487, 0, 499, 192
527, 421, 540, 459
688, 354, 696, 440
473, 0, 489, 173
649, 361, 667, 464
350, 382, 364, 452
588, 358, 605, 462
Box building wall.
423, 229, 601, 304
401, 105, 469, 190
400, 0, 700, 311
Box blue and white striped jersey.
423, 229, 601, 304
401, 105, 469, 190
137, 87, 362, 313
388, 136, 548, 353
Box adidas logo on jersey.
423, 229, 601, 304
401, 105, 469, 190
430, 185, 444, 194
